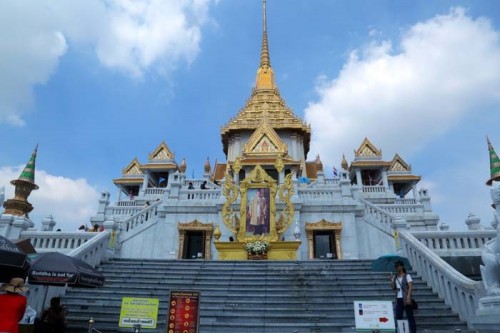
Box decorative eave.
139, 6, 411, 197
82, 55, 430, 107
354, 138, 382, 160
349, 160, 391, 168
212, 163, 228, 181
242, 113, 288, 156
148, 141, 174, 162
140, 163, 178, 170
238, 156, 298, 166
387, 174, 421, 182
121, 158, 144, 176
112, 177, 144, 185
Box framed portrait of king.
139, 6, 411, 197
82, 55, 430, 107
238, 165, 278, 242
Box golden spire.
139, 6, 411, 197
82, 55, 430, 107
255, 0, 275, 89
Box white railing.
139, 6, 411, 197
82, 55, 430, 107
399, 230, 484, 322
362, 185, 387, 193
325, 178, 340, 186
179, 189, 220, 200
144, 188, 166, 195
395, 198, 417, 205
378, 204, 424, 214
108, 206, 142, 217
20, 231, 97, 254
359, 198, 395, 236
27, 231, 111, 315
116, 201, 141, 207
412, 230, 496, 256
183, 179, 220, 189
121, 200, 162, 233
298, 188, 337, 200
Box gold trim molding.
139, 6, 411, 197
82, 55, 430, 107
305, 219, 342, 260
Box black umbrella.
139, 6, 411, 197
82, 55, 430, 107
28, 252, 105, 287
0, 235, 29, 282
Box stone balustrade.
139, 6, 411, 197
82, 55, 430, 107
121, 200, 161, 233
183, 179, 220, 189
180, 189, 220, 200
412, 230, 496, 256
116, 201, 141, 207
362, 185, 387, 193
20, 231, 98, 254
399, 230, 484, 322
297, 188, 338, 200
108, 206, 142, 217
324, 178, 340, 186
378, 203, 424, 214
144, 188, 166, 195
395, 198, 417, 205
360, 198, 395, 235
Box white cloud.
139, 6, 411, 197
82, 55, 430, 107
0, 166, 100, 231
305, 8, 500, 166
0, 0, 215, 125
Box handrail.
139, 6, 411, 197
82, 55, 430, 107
359, 197, 395, 236
120, 200, 162, 233
399, 230, 484, 322
412, 230, 496, 252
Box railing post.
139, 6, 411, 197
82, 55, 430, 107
88, 317, 94, 333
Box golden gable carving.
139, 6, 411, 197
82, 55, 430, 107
243, 115, 287, 155
355, 138, 382, 157
122, 158, 143, 175
149, 141, 174, 161
390, 154, 411, 172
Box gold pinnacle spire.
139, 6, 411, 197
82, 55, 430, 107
256, 0, 275, 89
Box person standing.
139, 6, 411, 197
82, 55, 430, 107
40, 297, 67, 333
391, 260, 416, 333
0, 277, 28, 333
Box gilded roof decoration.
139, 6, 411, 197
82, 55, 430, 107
149, 141, 174, 161
122, 158, 143, 176
220, 0, 310, 156
389, 154, 411, 172
487, 136, 500, 185
341, 154, 349, 170
243, 115, 288, 156
355, 138, 382, 158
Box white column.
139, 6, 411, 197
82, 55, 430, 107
355, 169, 362, 186
381, 170, 389, 189
412, 183, 418, 200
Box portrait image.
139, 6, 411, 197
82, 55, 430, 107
245, 188, 271, 235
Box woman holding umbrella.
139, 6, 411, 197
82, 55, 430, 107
0, 277, 28, 333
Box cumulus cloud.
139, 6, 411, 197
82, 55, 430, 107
305, 8, 500, 166
0, 0, 214, 125
0, 166, 100, 231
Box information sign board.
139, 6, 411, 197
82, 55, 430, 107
354, 300, 395, 331
167, 291, 200, 333
119, 297, 159, 328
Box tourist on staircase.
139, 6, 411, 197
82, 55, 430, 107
391, 260, 417, 333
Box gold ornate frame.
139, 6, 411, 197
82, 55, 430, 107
238, 165, 278, 242
305, 219, 342, 260
177, 220, 214, 259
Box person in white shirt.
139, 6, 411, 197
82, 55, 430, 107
390, 260, 416, 333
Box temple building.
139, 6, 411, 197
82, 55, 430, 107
81, 0, 440, 261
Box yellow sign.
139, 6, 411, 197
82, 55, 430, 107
119, 297, 159, 328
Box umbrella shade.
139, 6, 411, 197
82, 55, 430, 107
0, 235, 29, 282
28, 252, 105, 288
371, 255, 413, 272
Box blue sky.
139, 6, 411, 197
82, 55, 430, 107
0, 0, 500, 231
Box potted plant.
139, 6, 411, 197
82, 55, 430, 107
244, 241, 270, 260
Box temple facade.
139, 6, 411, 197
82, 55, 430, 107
84, 1, 441, 261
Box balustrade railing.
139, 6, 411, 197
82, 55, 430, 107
144, 188, 166, 195
395, 198, 417, 205
121, 200, 162, 233
378, 203, 424, 214
180, 189, 220, 200
184, 179, 220, 189
298, 188, 338, 200
325, 178, 340, 186
412, 230, 496, 253
108, 206, 142, 217
362, 185, 387, 193
359, 198, 395, 236
399, 230, 484, 322
21, 231, 97, 253
116, 201, 141, 207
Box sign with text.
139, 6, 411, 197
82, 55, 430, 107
354, 300, 395, 331
167, 291, 200, 333
119, 297, 159, 329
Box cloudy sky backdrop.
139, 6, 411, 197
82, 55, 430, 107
0, 0, 499, 231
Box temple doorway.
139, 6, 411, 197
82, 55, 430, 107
313, 230, 337, 259
183, 231, 204, 259
177, 220, 213, 260
305, 220, 342, 260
